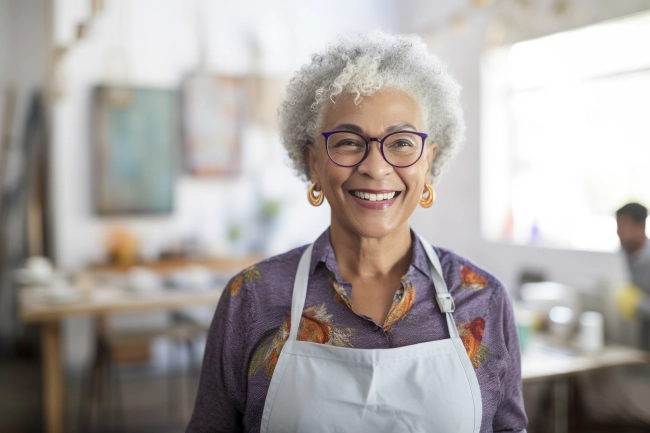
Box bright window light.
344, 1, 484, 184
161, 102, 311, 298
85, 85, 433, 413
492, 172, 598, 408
481, 11, 650, 252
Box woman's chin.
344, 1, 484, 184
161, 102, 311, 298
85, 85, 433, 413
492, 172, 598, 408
339, 217, 404, 240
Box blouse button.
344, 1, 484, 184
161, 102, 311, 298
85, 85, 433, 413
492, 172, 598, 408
374, 325, 381, 331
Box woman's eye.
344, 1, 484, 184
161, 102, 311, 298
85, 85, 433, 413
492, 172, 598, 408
389, 140, 415, 147
334, 140, 363, 147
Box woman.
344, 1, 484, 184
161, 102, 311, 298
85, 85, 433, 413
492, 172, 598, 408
187, 31, 527, 433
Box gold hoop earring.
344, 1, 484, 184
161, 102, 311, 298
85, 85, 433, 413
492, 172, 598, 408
420, 184, 435, 208
307, 183, 324, 206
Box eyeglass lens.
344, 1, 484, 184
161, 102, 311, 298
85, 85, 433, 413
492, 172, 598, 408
326, 131, 423, 167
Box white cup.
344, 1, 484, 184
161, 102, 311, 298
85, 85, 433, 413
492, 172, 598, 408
126, 267, 161, 294
549, 306, 575, 342
184, 266, 212, 291
26, 256, 54, 283
577, 311, 604, 354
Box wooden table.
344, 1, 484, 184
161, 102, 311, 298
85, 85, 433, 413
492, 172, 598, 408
20, 284, 226, 433
89, 255, 264, 275
521, 335, 649, 433
522, 336, 649, 382
20, 255, 261, 433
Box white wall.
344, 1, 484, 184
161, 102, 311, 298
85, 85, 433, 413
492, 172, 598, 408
52, 0, 400, 271
406, 0, 650, 292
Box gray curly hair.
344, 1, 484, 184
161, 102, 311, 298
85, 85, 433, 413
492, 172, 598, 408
278, 30, 465, 184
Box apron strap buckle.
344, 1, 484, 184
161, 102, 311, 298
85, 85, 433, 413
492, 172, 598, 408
436, 293, 455, 313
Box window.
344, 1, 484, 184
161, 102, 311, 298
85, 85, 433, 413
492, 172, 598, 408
481, 11, 650, 252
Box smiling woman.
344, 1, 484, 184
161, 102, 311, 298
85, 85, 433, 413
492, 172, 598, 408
187, 31, 528, 433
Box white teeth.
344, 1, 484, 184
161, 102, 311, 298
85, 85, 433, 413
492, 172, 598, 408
353, 191, 396, 201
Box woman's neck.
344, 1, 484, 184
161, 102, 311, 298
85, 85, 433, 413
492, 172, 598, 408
329, 222, 413, 281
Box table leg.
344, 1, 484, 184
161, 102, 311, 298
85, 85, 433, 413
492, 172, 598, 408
41, 321, 64, 433
553, 377, 569, 433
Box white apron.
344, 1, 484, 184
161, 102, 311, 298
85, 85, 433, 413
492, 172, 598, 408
260, 235, 482, 433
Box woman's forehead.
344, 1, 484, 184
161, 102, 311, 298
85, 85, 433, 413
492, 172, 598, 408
321, 89, 424, 133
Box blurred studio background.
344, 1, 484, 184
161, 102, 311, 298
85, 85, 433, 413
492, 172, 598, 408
2, 0, 650, 432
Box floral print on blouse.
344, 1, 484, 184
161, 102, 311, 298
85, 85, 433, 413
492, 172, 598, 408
187, 229, 528, 433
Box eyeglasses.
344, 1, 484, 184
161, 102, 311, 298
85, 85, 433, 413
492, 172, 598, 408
321, 130, 428, 168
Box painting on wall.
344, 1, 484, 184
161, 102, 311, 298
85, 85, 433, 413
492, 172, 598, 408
93, 86, 177, 214
182, 74, 246, 177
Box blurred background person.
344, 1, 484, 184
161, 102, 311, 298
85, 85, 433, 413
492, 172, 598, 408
616, 202, 650, 349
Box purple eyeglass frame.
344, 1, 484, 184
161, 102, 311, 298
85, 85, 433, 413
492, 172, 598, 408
321, 130, 429, 168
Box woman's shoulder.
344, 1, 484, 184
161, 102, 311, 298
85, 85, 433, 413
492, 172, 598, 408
223, 244, 310, 299
431, 245, 517, 366
429, 244, 511, 318
432, 245, 507, 293
257, 243, 311, 270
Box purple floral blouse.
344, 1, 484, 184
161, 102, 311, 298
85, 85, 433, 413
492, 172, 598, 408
187, 229, 528, 433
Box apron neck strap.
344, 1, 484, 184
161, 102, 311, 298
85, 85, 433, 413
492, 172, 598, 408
288, 236, 459, 342
289, 244, 314, 342
416, 234, 459, 338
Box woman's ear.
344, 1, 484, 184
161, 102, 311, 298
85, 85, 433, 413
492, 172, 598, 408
424, 142, 438, 181
304, 143, 320, 185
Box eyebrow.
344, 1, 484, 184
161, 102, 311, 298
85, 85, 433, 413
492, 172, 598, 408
385, 123, 417, 133
331, 123, 418, 134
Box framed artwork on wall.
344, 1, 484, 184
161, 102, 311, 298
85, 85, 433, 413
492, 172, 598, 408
92, 86, 178, 214
181, 74, 246, 177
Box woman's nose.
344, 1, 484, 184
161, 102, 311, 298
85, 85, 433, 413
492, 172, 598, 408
356, 140, 392, 178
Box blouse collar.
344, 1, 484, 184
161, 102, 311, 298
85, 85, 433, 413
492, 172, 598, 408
309, 228, 433, 282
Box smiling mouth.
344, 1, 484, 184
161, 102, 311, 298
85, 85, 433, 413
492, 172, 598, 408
350, 191, 401, 202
